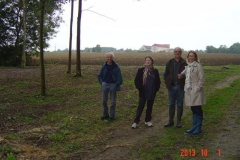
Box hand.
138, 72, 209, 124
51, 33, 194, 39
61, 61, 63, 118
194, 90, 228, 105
194, 87, 201, 94
178, 74, 183, 79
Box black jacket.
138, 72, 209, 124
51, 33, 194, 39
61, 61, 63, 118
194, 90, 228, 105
163, 58, 187, 90
134, 67, 161, 98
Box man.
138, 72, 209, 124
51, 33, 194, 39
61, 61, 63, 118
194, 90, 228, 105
98, 52, 123, 120
163, 47, 187, 128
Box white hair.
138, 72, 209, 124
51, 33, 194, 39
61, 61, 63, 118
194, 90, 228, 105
105, 52, 114, 57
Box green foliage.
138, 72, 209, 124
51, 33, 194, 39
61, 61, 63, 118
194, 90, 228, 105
7, 152, 16, 160
206, 42, 240, 54
92, 44, 102, 52
0, 0, 67, 66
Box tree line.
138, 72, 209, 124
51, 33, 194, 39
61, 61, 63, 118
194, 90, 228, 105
206, 43, 240, 54
0, 0, 70, 66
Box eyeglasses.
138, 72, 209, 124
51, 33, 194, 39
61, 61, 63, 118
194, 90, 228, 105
174, 51, 181, 53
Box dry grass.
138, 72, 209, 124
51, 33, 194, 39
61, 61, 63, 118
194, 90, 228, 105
44, 52, 240, 66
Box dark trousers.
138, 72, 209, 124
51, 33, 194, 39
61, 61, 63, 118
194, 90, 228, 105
134, 97, 154, 124
191, 106, 203, 116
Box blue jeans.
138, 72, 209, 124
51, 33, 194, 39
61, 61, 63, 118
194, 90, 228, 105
168, 84, 184, 108
102, 82, 117, 118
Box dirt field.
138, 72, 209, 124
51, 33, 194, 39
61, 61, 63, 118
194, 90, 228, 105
43, 52, 240, 66
0, 53, 240, 159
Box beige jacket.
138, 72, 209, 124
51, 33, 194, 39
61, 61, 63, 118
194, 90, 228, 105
184, 61, 206, 106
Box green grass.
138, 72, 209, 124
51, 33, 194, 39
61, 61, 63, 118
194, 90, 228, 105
1, 64, 240, 159
133, 73, 240, 159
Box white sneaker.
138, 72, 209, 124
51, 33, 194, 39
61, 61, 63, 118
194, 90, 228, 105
131, 123, 138, 129
145, 121, 153, 127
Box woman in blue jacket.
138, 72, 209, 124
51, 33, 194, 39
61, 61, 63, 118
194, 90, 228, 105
98, 52, 123, 120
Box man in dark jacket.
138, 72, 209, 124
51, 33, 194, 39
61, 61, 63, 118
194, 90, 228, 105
98, 52, 123, 120
163, 47, 187, 128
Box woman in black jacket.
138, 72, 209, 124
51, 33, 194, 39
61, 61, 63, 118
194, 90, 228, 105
131, 56, 161, 128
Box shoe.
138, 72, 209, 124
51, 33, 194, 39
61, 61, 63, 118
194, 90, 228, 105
101, 116, 109, 120
186, 114, 197, 133
108, 117, 115, 121
131, 123, 138, 129
176, 124, 182, 128
145, 121, 153, 127
164, 122, 174, 127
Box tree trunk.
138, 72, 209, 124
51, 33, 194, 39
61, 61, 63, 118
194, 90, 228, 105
21, 0, 26, 68
40, 0, 46, 96
67, 0, 74, 73
75, 0, 82, 77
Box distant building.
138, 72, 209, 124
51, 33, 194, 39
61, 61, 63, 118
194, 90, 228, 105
139, 45, 152, 52
139, 44, 170, 52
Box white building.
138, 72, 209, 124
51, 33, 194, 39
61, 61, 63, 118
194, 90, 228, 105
139, 45, 152, 51
139, 44, 170, 52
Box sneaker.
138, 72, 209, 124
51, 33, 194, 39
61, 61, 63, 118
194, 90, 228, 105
131, 123, 138, 129
145, 121, 153, 127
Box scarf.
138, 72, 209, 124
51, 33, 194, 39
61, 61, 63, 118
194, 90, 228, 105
143, 65, 154, 85
184, 61, 196, 91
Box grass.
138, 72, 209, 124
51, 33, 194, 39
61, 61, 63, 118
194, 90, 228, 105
132, 69, 240, 160
1, 60, 240, 159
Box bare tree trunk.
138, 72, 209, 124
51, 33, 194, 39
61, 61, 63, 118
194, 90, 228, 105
40, 0, 46, 96
21, 0, 26, 68
67, 0, 74, 73
75, 0, 82, 77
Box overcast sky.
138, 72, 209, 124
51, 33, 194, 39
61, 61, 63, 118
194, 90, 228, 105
47, 0, 240, 51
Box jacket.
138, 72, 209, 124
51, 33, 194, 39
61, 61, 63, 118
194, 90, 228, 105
98, 61, 123, 91
184, 61, 206, 106
163, 58, 187, 90
134, 67, 161, 98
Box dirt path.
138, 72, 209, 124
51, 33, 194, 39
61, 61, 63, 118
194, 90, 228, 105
205, 75, 240, 160
83, 108, 170, 160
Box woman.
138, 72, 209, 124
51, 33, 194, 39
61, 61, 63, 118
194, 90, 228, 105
182, 51, 206, 135
131, 56, 161, 128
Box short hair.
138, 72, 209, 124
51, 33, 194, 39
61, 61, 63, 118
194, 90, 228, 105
187, 50, 199, 62
105, 52, 114, 57
174, 47, 182, 53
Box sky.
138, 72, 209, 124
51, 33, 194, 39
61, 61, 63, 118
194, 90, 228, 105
47, 0, 240, 51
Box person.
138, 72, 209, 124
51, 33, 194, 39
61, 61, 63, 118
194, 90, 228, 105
163, 47, 187, 128
182, 50, 206, 135
98, 52, 123, 120
131, 56, 161, 128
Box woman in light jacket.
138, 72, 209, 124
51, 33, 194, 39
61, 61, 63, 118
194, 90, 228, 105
181, 51, 206, 135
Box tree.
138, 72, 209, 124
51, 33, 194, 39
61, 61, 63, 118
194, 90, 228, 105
218, 45, 228, 53
67, 0, 74, 73
21, 0, 26, 68
95, 44, 102, 52
206, 45, 217, 53
75, 0, 82, 77
40, 0, 46, 96
229, 42, 240, 54
0, 0, 66, 66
